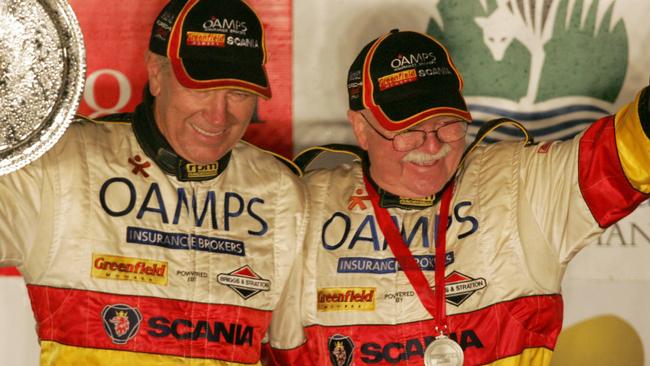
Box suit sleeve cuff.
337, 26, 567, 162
614, 88, 650, 193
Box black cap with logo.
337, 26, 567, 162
347, 29, 471, 131
149, 0, 270, 98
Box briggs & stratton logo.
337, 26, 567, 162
442, 271, 487, 306
217, 265, 271, 299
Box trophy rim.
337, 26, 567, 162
0, 0, 86, 175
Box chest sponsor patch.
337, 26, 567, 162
317, 287, 376, 312
360, 329, 484, 363
337, 252, 454, 274
92, 253, 168, 285
329, 334, 355, 366
101, 304, 143, 344
148, 316, 254, 346
443, 271, 487, 306
217, 265, 271, 299
127, 226, 246, 257
348, 187, 371, 211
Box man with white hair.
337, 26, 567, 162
263, 29, 649, 366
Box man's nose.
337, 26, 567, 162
419, 130, 444, 152
202, 90, 228, 124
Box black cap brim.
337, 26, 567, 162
379, 91, 470, 123
172, 58, 271, 99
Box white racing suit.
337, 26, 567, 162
263, 89, 650, 365
0, 95, 308, 365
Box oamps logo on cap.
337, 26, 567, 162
202, 17, 248, 35
101, 304, 143, 344
390, 52, 437, 70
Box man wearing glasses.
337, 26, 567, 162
353, 111, 468, 199
264, 29, 649, 366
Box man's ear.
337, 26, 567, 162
348, 110, 370, 150
145, 51, 163, 97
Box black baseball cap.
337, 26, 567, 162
149, 0, 270, 98
348, 30, 471, 131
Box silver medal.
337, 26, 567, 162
424, 335, 464, 366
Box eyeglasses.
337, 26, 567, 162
359, 112, 468, 152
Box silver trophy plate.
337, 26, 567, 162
0, 0, 85, 175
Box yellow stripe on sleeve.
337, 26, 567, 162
615, 91, 650, 193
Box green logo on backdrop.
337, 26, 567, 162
427, 0, 628, 104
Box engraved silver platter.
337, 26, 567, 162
0, 0, 85, 175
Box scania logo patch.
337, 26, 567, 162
217, 265, 271, 299
443, 271, 488, 306
328, 334, 355, 366
101, 304, 142, 344
147, 317, 253, 345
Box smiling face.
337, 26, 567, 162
146, 53, 257, 164
349, 109, 468, 198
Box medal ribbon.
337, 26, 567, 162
364, 177, 454, 334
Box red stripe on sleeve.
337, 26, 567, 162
578, 115, 648, 228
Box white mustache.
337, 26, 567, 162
402, 143, 451, 164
